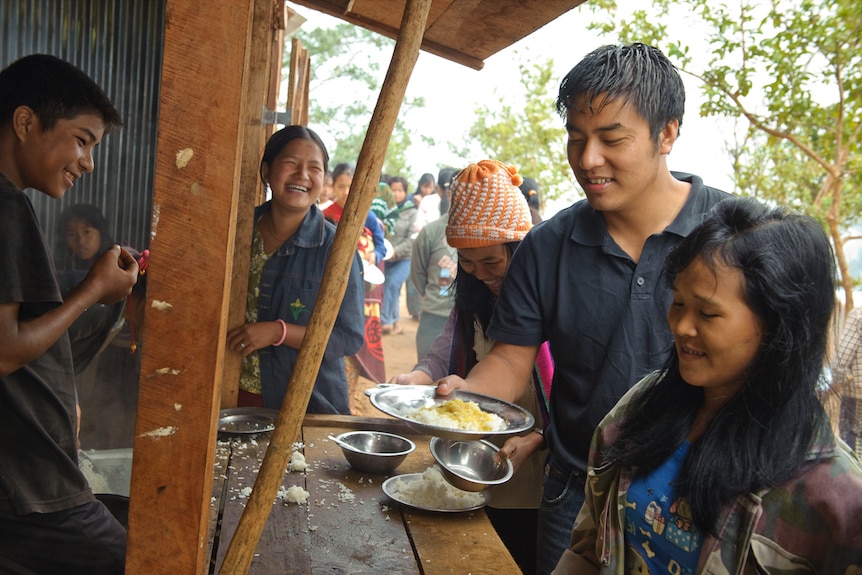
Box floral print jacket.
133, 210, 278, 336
553, 373, 862, 575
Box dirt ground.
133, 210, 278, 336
350, 294, 421, 416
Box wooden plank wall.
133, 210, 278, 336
126, 0, 257, 572
221, 0, 286, 408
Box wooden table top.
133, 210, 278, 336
208, 414, 521, 574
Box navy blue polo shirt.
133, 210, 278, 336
488, 173, 729, 474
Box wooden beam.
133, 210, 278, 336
125, 0, 256, 572
221, 0, 281, 408
267, 1, 287, 141
285, 38, 311, 127
218, 0, 433, 571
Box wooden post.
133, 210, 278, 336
221, 0, 283, 409
286, 37, 310, 127
125, 0, 255, 572
218, 0, 434, 571
267, 1, 288, 140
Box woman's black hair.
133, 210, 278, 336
605, 197, 836, 534
389, 176, 409, 196
259, 125, 329, 184
330, 162, 354, 182
417, 172, 435, 191
451, 242, 520, 332
55, 203, 115, 270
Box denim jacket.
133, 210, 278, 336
554, 373, 862, 575
253, 202, 365, 414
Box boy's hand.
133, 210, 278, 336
83, 245, 139, 305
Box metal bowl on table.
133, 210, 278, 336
365, 384, 534, 441
429, 436, 514, 492
331, 430, 416, 475
217, 407, 279, 435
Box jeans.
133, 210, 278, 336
536, 456, 586, 575
381, 258, 411, 325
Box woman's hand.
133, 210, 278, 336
389, 371, 433, 386
495, 431, 545, 474
227, 321, 282, 357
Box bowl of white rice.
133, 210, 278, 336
382, 466, 490, 512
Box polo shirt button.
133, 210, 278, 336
636, 276, 645, 286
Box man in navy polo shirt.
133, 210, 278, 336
436, 43, 730, 575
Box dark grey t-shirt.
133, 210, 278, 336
488, 173, 730, 474
0, 174, 93, 514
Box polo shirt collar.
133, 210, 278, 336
664, 172, 708, 238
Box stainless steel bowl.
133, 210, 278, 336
429, 436, 514, 492
333, 431, 416, 475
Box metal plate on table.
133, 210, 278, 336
217, 407, 279, 435
366, 385, 534, 440
381, 474, 490, 513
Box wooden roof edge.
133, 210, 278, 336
293, 1, 485, 70
347, 12, 485, 70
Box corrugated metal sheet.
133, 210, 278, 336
1, 0, 164, 253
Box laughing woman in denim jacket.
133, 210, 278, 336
227, 126, 365, 414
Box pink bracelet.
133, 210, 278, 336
274, 319, 287, 347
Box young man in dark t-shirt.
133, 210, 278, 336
0, 54, 138, 574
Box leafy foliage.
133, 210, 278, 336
463, 54, 575, 206
291, 24, 426, 179
586, 0, 862, 305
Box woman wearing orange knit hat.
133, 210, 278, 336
391, 159, 553, 575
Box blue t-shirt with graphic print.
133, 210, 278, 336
624, 440, 702, 574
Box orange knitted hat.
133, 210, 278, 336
446, 160, 532, 248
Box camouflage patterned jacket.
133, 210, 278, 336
553, 373, 862, 575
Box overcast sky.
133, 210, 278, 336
288, 1, 739, 214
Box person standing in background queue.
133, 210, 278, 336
380, 175, 417, 335
323, 162, 388, 393
410, 167, 458, 361
518, 177, 544, 224
405, 172, 437, 321
834, 306, 862, 458
433, 43, 730, 574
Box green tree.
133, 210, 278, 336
291, 23, 426, 179
460, 54, 574, 206
586, 0, 862, 308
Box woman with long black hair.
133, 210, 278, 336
555, 197, 862, 573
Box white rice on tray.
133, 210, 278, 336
390, 466, 485, 509
405, 398, 506, 432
